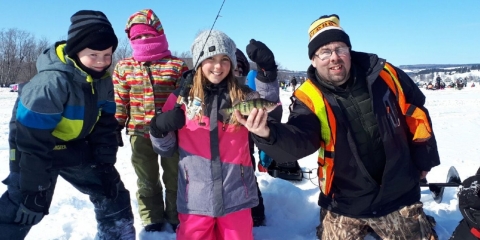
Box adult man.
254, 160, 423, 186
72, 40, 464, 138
236, 14, 440, 239
0, 10, 135, 239
290, 76, 298, 90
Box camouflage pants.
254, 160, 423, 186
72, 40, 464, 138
319, 202, 438, 240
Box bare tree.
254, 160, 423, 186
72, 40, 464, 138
0, 28, 33, 86
109, 37, 132, 73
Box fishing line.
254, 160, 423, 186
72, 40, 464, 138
192, 0, 226, 70
175, 0, 227, 109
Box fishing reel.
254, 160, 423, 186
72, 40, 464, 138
185, 96, 202, 120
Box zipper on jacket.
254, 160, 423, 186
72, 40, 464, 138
383, 90, 401, 129
240, 164, 248, 198
184, 166, 189, 203
80, 82, 98, 138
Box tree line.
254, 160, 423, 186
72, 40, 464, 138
417, 67, 474, 75
0, 28, 193, 87
1, 28, 296, 87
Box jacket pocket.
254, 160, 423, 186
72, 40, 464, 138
52, 140, 91, 169
382, 91, 402, 131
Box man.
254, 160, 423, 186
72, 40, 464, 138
290, 76, 298, 91
0, 10, 135, 239
236, 14, 440, 239
436, 75, 442, 89
113, 9, 188, 232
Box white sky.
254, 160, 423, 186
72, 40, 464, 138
1, 71, 480, 239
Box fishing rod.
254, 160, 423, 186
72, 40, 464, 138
175, 0, 227, 109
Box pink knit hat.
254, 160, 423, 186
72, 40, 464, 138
129, 24, 160, 40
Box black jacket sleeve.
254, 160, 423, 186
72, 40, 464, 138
252, 98, 321, 163
394, 66, 441, 171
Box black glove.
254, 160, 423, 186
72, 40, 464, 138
458, 174, 480, 230
93, 163, 120, 199
246, 39, 277, 83
15, 191, 49, 225
115, 125, 124, 147
150, 108, 186, 138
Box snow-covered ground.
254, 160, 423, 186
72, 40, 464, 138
1, 83, 479, 239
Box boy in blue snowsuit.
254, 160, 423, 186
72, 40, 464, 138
0, 10, 135, 240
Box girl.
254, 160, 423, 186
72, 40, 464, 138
150, 30, 259, 240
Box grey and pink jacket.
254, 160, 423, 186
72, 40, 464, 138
151, 81, 259, 217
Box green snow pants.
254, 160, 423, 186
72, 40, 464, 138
130, 135, 179, 226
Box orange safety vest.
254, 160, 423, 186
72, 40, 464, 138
293, 63, 432, 195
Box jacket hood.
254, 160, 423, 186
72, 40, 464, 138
125, 9, 164, 37
36, 41, 107, 84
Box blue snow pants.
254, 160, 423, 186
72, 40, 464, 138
0, 164, 135, 240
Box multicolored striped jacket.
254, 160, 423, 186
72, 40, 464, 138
151, 81, 259, 217
114, 8, 188, 137
113, 57, 188, 137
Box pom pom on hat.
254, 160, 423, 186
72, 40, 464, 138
191, 30, 236, 70
307, 14, 351, 59
65, 10, 118, 56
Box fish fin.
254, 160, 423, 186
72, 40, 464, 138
245, 91, 261, 101
219, 108, 232, 120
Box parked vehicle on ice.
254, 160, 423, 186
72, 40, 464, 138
9, 84, 18, 92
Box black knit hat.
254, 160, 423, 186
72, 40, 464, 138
65, 10, 118, 57
235, 48, 250, 76
307, 14, 351, 59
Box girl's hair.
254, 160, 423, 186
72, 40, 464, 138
189, 60, 247, 126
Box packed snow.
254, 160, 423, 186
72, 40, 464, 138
0, 80, 479, 239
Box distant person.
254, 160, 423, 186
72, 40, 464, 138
290, 76, 298, 90
0, 10, 135, 239
113, 9, 188, 232
436, 75, 442, 89
238, 14, 440, 239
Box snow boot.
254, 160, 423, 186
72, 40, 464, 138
144, 222, 164, 232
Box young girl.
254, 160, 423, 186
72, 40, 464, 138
150, 30, 258, 240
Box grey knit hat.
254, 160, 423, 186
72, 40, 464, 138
191, 30, 236, 70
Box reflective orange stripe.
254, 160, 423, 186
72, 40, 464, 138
294, 79, 335, 195
292, 63, 432, 195
381, 63, 432, 142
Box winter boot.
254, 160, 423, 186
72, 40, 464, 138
144, 223, 164, 232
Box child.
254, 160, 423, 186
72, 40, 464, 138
149, 30, 258, 240
113, 9, 188, 232
0, 10, 135, 239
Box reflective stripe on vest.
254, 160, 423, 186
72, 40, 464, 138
293, 63, 432, 195
293, 79, 336, 195
380, 63, 432, 142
